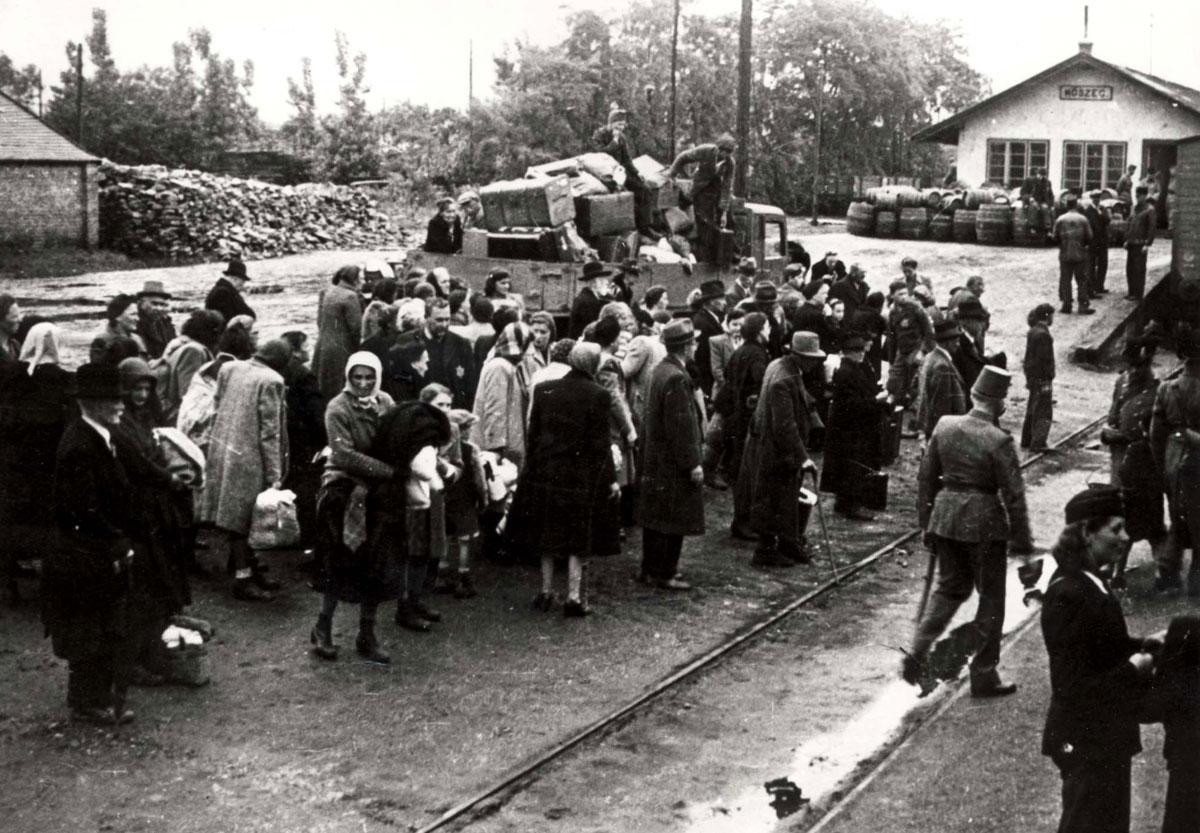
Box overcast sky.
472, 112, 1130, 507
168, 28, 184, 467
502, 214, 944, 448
3, 0, 1199, 125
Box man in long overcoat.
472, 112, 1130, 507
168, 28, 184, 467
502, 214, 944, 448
916, 319, 968, 442
204, 259, 256, 323
198, 340, 291, 601
638, 320, 705, 590
739, 332, 823, 567
722, 312, 770, 532
822, 335, 889, 521
312, 265, 364, 402
569, 262, 612, 339
905, 366, 1035, 697
42, 364, 139, 724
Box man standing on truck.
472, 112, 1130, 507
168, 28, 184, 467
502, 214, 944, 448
593, 104, 653, 233
667, 135, 736, 264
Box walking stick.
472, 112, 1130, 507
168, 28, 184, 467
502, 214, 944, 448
810, 470, 839, 585
915, 540, 937, 624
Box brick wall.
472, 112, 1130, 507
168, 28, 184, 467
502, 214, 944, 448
0, 161, 99, 248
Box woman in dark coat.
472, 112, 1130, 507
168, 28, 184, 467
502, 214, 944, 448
1110, 361, 1164, 586
508, 342, 619, 617
821, 335, 889, 521
423, 198, 463, 254
1041, 486, 1158, 833
281, 331, 327, 551
384, 340, 429, 403
311, 351, 397, 664
720, 312, 770, 506
113, 358, 193, 684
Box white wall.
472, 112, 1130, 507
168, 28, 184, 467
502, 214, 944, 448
955, 60, 1200, 190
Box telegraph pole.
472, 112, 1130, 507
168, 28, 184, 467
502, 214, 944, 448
468, 39, 474, 169
75, 43, 84, 144
810, 54, 825, 226
669, 0, 679, 160
734, 0, 752, 196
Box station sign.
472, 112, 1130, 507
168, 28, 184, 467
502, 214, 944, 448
1059, 85, 1113, 101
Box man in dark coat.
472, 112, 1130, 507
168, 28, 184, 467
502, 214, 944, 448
828, 264, 870, 319
726, 257, 758, 307
905, 366, 1035, 697
1124, 189, 1157, 300
134, 280, 176, 360
916, 320, 968, 442
809, 251, 847, 285
638, 320, 705, 590
423, 197, 463, 254
1084, 191, 1112, 295
394, 298, 477, 409
822, 335, 889, 521
739, 331, 823, 567
41, 364, 140, 725
205, 259, 255, 323
569, 262, 612, 339
667, 135, 736, 263
1020, 167, 1055, 237
281, 332, 326, 550
1149, 336, 1200, 595
1021, 304, 1056, 452
1041, 486, 1157, 833
690, 279, 727, 398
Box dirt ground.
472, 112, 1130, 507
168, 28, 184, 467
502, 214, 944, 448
0, 235, 1174, 833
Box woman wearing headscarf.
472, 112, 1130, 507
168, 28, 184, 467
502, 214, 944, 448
471, 322, 533, 470
113, 358, 193, 685
309, 351, 397, 664
1041, 486, 1160, 833
197, 339, 291, 602
0, 323, 75, 601
508, 342, 619, 616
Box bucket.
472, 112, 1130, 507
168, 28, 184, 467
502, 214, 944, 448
797, 487, 817, 537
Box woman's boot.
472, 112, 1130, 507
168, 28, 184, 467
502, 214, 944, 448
310, 613, 338, 660
355, 618, 391, 665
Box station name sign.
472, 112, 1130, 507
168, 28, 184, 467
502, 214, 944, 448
1059, 85, 1113, 101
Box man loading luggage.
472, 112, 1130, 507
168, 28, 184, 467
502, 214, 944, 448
667, 135, 736, 264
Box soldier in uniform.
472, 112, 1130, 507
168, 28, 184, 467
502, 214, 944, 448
1149, 332, 1200, 595
1125, 188, 1158, 301
904, 366, 1036, 697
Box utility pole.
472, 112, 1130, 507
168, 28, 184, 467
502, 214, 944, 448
734, 0, 752, 197
36, 69, 44, 119
810, 53, 825, 226
75, 43, 84, 144
468, 39, 474, 171
669, 0, 679, 160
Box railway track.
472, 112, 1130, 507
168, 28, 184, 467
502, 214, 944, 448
410, 409, 1115, 833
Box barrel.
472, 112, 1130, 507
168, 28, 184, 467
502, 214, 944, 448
898, 207, 930, 240
875, 210, 898, 238
1010, 206, 1038, 246
929, 212, 953, 241
963, 188, 993, 210
896, 189, 928, 209
941, 194, 965, 214
923, 189, 945, 210
1108, 217, 1127, 247
975, 203, 1012, 244
952, 209, 977, 242
846, 201, 875, 236
867, 185, 920, 211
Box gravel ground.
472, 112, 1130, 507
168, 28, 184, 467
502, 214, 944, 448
0, 235, 1175, 832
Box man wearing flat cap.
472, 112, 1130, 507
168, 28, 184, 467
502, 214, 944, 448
1041, 485, 1158, 833
667, 135, 736, 263
905, 365, 1036, 697
1124, 187, 1157, 300
916, 319, 968, 442
134, 280, 176, 360
737, 331, 823, 567
727, 257, 758, 306
639, 319, 705, 590
205, 258, 256, 325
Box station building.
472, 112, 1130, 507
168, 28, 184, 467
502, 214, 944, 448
913, 42, 1200, 221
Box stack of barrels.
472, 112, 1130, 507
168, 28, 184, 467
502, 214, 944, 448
846, 185, 1126, 248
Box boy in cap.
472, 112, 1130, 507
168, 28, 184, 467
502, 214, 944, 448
457, 191, 484, 230
135, 280, 176, 359
905, 365, 1036, 697
1021, 303, 1056, 452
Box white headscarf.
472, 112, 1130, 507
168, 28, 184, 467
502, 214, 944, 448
19, 322, 62, 375
343, 350, 383, 404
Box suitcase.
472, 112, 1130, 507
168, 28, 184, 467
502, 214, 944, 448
487, 229, 561, 262
632, 154, 680, 210
854, 470, 889, 512
480, 176, 575, 231
714, 227, 738, 266
880, 404, 903, 466
574, 192, 637, 237
462, 228, 488, 258
526, 157, 580, 179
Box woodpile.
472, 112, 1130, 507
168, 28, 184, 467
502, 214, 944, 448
98, 161, 400, 259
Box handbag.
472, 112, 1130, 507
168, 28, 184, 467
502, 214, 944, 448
248, 487, 301, 550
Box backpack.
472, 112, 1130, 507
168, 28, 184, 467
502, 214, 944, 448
176, 359, 221, 453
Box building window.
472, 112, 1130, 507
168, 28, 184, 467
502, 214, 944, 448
986, 140, 1048, 187
1062, 141, 1126, 192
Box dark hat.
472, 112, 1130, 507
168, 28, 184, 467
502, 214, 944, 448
255, 338, 293, 374
74, 363, 122, 400
581, 261, 612, 282
488, 268, 511, 280
662, 318, 697, 348
784, 263, 805, 278
620, 259, 642, 275
1135, 185, 1149, 194
737, 256, 758, 276
1065, 193, 1079, 205
985, 351, 1008, 370
790, 331, 825, 358
754, 281, 779, 303
224, 259, 249, 280
888, 279, 908, 296
1064, 485, 1123, 525
934, 319, 962, 341
971, 365, 1011, 399
901, 256, 918, 268
841, 334, 867, 352
106, 293, 138, 321
117, 357, 155, 391
697, 279, 726, 301
589, 315, 622, 348
955, 298, 988, 320
137, 280, 172, 299
800, 281, 823, 300
740, 311, 768, 343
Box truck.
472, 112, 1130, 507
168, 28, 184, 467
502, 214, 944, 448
393, 199, 790, 322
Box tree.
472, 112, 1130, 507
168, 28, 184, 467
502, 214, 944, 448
0, 54, 43, 112
282, 57, 319, 154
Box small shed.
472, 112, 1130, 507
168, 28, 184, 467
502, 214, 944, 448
0, 89, 100, 248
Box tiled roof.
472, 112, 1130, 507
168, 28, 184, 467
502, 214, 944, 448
1119, 66, 1200, 117
0, 89, 98, 163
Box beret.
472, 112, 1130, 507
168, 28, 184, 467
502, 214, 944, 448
1064, 486, 1123, 525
